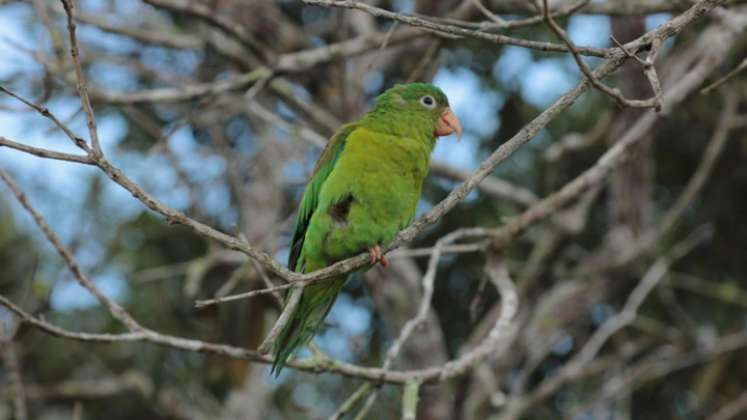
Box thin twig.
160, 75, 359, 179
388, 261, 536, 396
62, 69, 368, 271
196, 278, 295, 308
0, 85, 89, 151
609, 34, 664, 111
257, 287, 301, 354
329, 382, 373, 420
609, 35, 648, 66
353, 390, 378, 420
405, 39, 442, 82
249, 259, 284, 306
368, 21, 399, 70
700, 56, 747, 94
60, 0, 103, 156
471, 0, 506, 26
0, 136, 92, 164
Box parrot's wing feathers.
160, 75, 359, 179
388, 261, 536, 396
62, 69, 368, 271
288, 123, 357, 271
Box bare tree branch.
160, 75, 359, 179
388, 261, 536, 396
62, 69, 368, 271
303, 0, 610, 57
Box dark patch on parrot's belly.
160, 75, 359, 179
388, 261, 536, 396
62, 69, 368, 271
329, 194, 354, 226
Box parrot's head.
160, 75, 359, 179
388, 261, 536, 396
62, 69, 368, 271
371, 83, 463, 141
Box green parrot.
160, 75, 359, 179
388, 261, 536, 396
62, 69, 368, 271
271, 83, 462, 375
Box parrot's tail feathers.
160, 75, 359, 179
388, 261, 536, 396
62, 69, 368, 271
270, 276, 347, 376
270, 316, 305, 376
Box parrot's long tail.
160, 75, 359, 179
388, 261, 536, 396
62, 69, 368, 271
271, 275, 348, 375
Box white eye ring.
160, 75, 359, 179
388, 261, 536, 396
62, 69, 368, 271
420, 95, 436, 109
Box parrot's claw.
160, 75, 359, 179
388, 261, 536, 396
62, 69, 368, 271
368, 245, 389, 268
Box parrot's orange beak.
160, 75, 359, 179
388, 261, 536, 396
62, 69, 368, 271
434, 107, 463, 141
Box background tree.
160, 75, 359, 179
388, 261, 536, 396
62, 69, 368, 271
1, 0, 746, 419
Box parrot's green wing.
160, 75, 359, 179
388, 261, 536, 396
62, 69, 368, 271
288, 123, 357, 273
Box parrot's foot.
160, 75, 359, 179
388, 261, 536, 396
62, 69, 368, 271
368, 245, 389, 268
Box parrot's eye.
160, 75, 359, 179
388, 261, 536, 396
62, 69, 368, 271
420, 95, 436, 109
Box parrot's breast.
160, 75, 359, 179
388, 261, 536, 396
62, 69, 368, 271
305, 128, 432, 265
